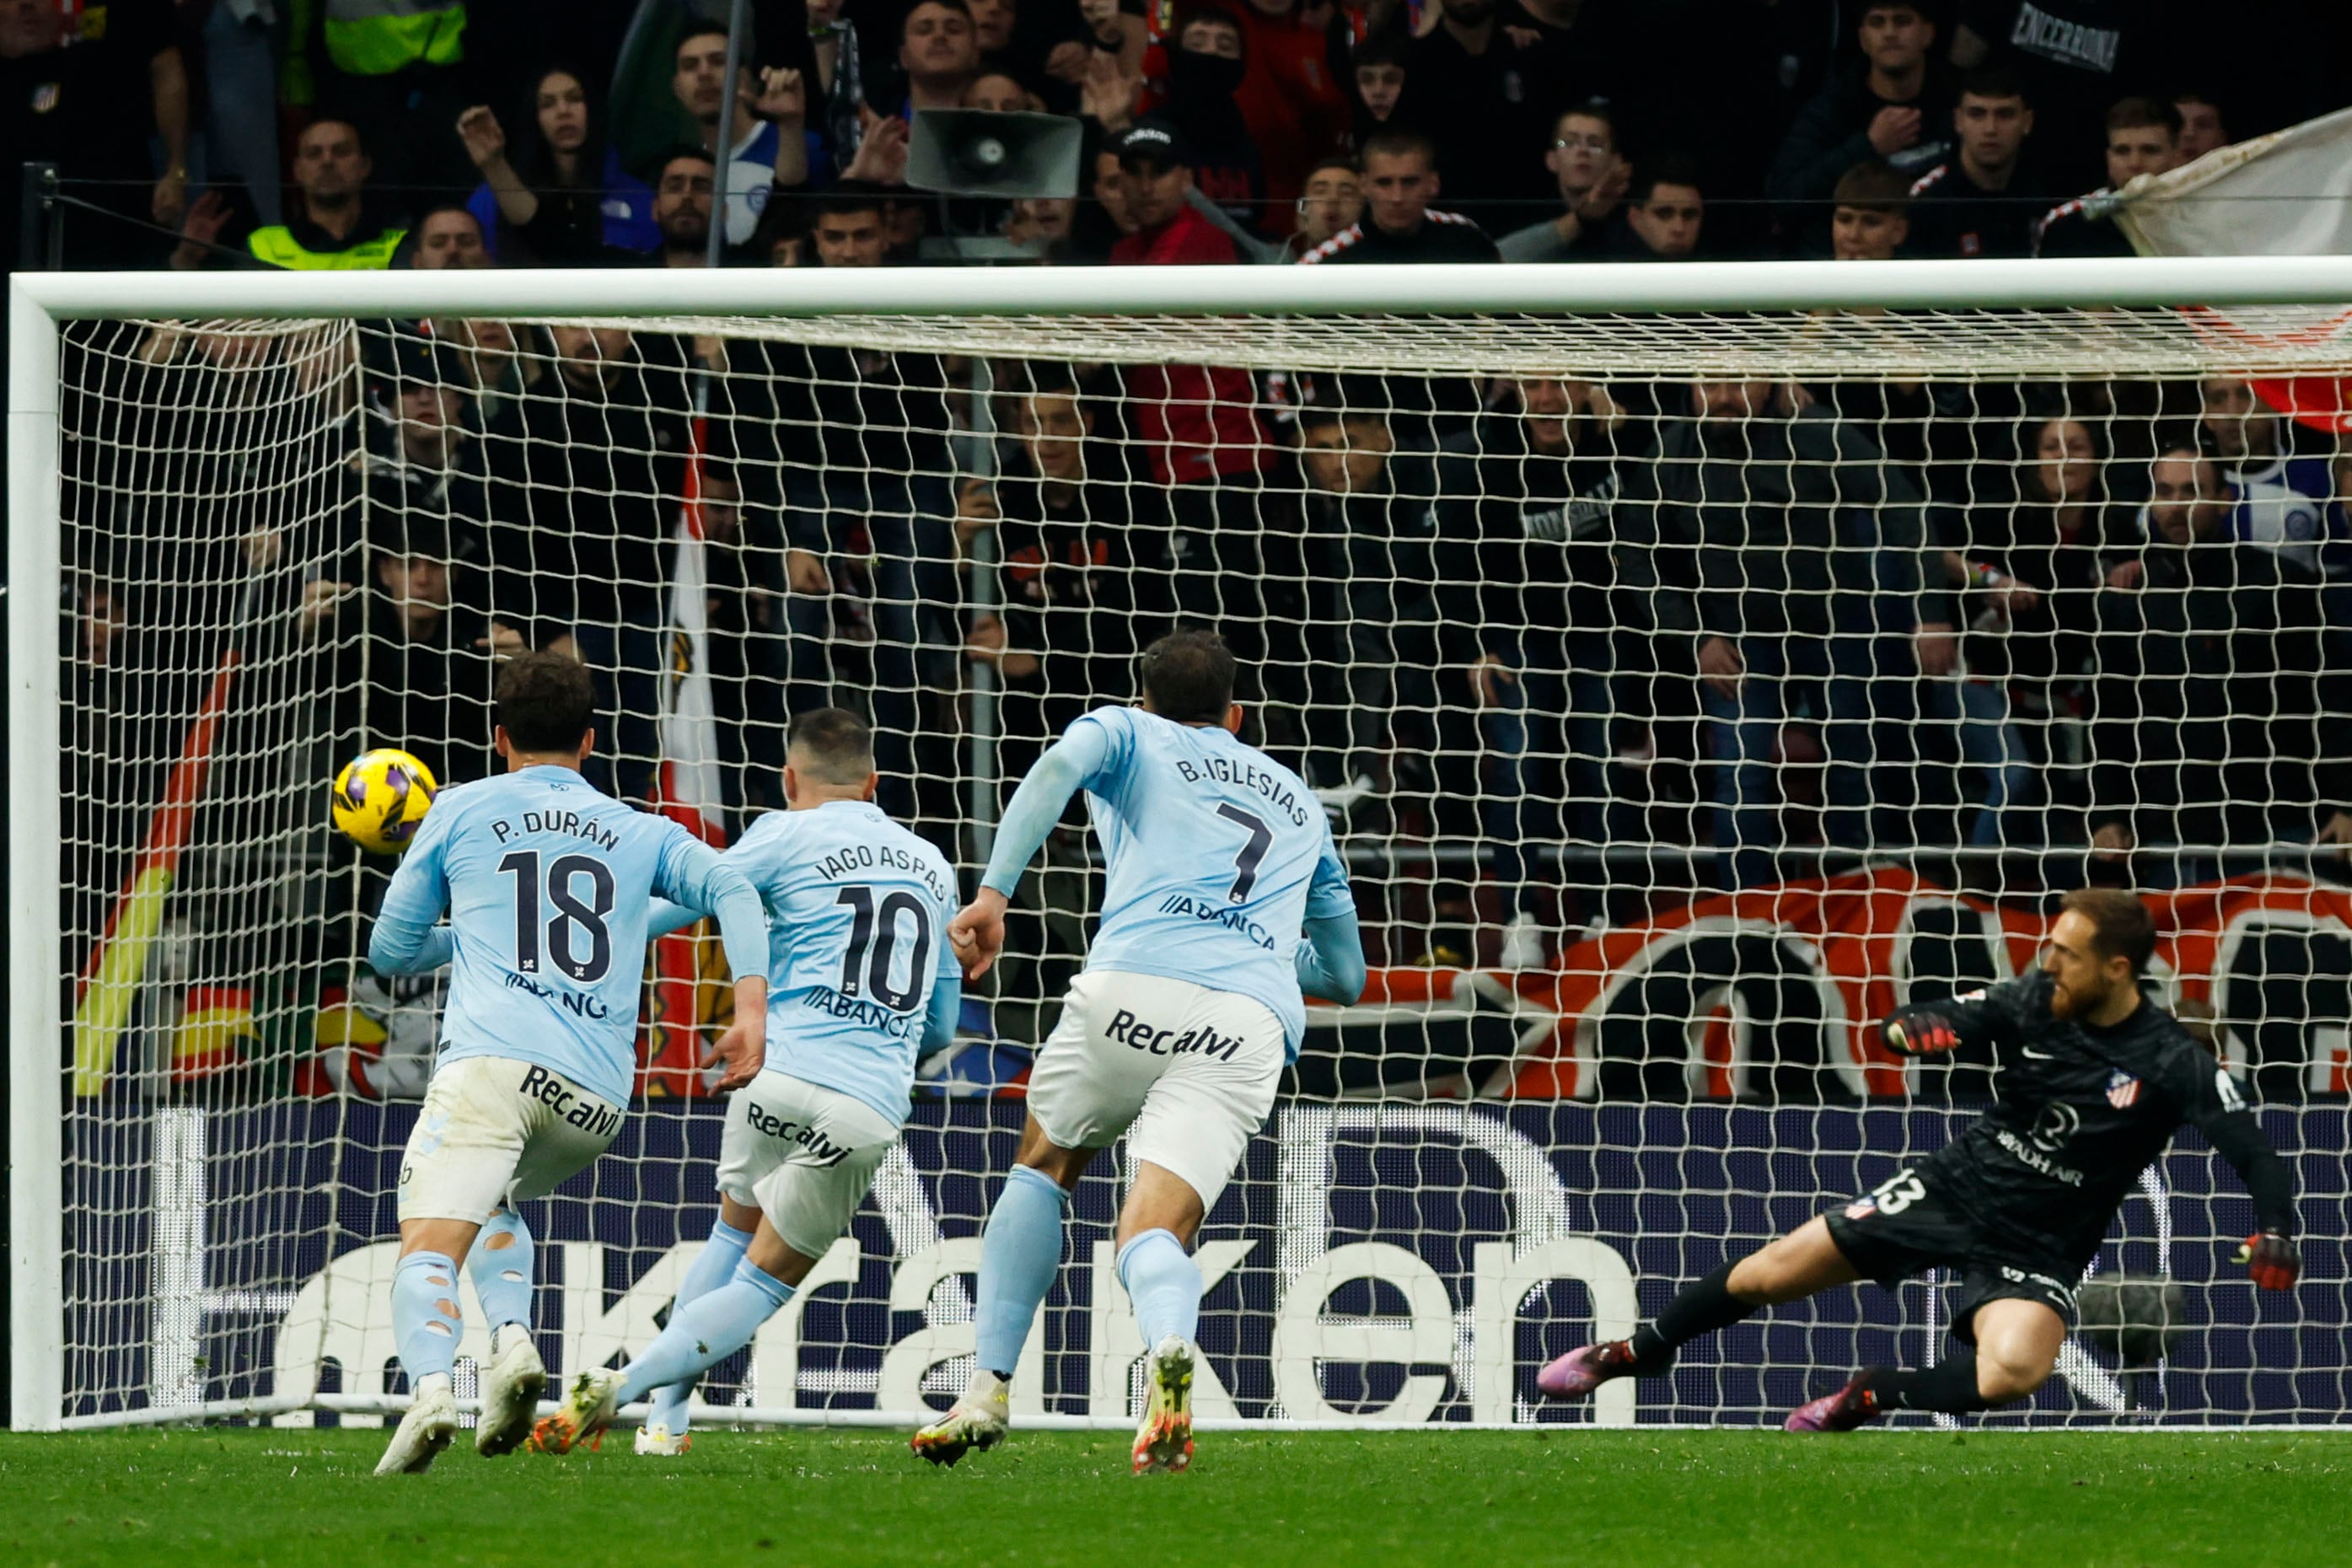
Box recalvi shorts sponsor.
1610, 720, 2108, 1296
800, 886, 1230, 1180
715, 1071, 904, 1259
397, 1055, 624, 1225
1028, 969, 1284, 1211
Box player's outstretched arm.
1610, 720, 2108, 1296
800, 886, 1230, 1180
641, 898, 705, 940
1296, 910, 1367, 1005
924, 973, 963, 1056
2190, 1068, 2302, 1291
953, 726, 1114, 979
661, 842, 771, 1089
1880, 981, 2022, 1057
365, 807, 455, 975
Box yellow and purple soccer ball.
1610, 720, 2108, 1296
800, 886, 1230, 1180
331, 748, 438, 855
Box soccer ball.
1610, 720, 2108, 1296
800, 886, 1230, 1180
331, 748, 438, 854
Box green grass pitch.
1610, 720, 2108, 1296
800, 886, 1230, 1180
3, 1427, 2345, 1567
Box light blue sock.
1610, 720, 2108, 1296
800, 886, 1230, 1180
1116, 1229, 1201, 1351
974, 1164, 1070, 1379
466, 1210, 535, 1346
617, 1258, 793, 1406
648, 1217, 754, 1433
391, 1250, 463, 1395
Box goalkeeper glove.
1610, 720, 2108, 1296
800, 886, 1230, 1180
2234, 1230, 2301, 1291
1884, 1010, 1961, 1056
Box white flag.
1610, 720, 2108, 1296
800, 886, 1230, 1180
2114, 105, 2352, 257
2111, 107, 2352, 436
659, 511, 727, 839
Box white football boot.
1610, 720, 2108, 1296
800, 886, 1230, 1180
1130, 1335, 1195, 1475
373, 1383, 459, 1476
475, 1329, 547, 1458
528, 1367, 625, 1455
633, 1424, 692, 1456
910, 1367, 1011, 1467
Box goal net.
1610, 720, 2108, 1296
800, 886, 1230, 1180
10, 260, 2351, 1432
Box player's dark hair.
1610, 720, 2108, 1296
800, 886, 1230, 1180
495, 650, 598, 752
2060, 888, 2157, 975
2106, 94, 2182, 140
788, 706, 876, 785
1361, 127, 1437, 169
1833, 159, 1911, 213
1140, 629, 1237, 724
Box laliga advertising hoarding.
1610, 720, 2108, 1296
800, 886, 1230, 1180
72, 1100, 2349, 1428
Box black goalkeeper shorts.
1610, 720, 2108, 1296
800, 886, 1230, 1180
1823, 1163, 2079, 1342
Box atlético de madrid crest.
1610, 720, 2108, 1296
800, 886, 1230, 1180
2106, 1070, 2142, 1109
31, 82, 61, 115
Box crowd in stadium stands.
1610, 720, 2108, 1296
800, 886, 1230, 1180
20, 1, 2352, 980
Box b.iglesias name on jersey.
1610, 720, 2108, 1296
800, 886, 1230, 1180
1172, 754, 1313, 829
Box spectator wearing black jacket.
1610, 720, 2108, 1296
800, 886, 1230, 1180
1904, 67, 2043, 259
1604, 156, 1708, 261
1640, 384, 1952, 889
1297, 129, 1500, 264
457, 66, 662, 266
479, 323, 694, 802
1948, 0, 2183, 191
962, 366, 1166, 777
308, 517, 501, 792
1157, 7, 1268, 236
2033, 95, 2181, 259
763, 184, 959, 821
1298, 130, 1496, 443
2088, 446, 2352, 862
1432, 377, 1649, 953
1286, 398, 1458, 818
1497, 102, 1626, 263
1927, 415, 2129, 847
1400, 0, 1545, 216
1769, 2, 1954, 255
695, 462, 793, 828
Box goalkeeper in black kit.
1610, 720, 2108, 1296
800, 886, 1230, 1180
1538, 889, 2301, 1430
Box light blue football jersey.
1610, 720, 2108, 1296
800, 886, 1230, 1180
369, 765, 767, 1108
722, 799, 960, 1125
1065, 706, 1355, 1056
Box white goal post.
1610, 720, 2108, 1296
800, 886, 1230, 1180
12, 257, 2352, 1436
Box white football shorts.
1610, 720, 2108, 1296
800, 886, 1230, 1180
396, 1055, 624, 1225
714, 1071, 903, 1260
1026, 969, 1284, 1212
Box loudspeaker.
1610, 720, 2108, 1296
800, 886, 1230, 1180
905, 109, 1082, 201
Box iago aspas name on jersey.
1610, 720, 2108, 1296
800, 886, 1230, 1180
812, 840, 955, 905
